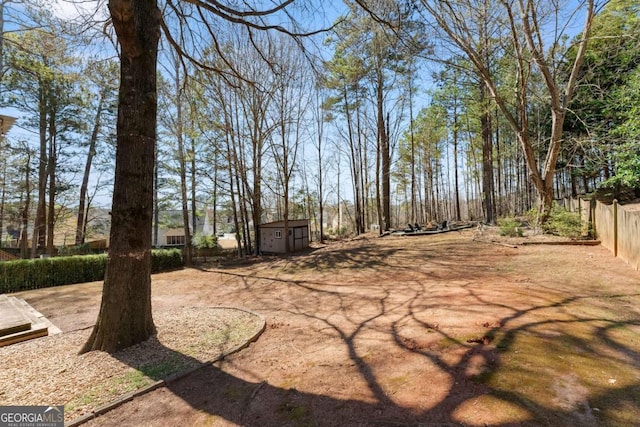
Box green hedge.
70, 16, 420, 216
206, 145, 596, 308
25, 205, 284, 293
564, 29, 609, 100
0, 249, 183, 294
150, 249, 184, 273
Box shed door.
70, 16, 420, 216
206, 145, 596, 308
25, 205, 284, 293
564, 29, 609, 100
293, 226, 309, 251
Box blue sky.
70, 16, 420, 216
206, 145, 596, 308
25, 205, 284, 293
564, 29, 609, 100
4, 0, 596, 211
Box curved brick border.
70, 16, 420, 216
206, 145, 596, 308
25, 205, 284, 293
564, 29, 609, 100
66, 307, 266, 427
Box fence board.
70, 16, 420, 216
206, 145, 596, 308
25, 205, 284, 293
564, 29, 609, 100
596, 202, 616, 254
618, 205, 640, 271
566, 197, 640, 271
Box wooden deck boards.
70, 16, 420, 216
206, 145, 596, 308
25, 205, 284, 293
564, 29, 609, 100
0, 294, 32, 337
0, 294, 61, 347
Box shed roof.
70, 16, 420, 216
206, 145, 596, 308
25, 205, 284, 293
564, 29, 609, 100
260, 219, 309, 229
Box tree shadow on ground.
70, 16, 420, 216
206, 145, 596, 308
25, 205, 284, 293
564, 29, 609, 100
206, 242, 405, 273
106, 288, 640, 426
105, 236, 640, 426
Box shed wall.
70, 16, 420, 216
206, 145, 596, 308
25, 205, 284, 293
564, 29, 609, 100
259, 222, 310, 254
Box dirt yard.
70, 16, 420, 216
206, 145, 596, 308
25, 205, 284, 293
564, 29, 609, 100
9, 229, 640, 426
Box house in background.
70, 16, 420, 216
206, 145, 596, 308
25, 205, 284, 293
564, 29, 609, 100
259, 219, 310, 254
159, 228, 187, 246
152, 210, 203, 247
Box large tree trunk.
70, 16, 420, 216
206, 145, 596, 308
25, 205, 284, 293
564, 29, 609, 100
81, 0, 160, 354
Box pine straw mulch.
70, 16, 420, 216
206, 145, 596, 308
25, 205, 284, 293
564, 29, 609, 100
0, 306, 265, 422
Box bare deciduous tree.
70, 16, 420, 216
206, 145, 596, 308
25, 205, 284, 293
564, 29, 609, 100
415, 0, 596, 221
82, 0, 331, 353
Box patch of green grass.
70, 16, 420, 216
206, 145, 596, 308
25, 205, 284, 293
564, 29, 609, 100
67, 359, 188, 413
115, 370, 155, 390
66, 391, 101, 413
66, 373, 147, 414
479, 325, 640, 426
137, 358, 186, 381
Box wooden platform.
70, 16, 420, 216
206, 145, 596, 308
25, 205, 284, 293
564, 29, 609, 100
0, 295, 32, 335
0, 294, 61, 347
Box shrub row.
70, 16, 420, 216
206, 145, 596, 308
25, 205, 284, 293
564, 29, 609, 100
150, 249, 184, 273
0, 249, 183, 294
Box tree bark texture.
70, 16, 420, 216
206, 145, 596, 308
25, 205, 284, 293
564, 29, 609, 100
81, 0, 160, 353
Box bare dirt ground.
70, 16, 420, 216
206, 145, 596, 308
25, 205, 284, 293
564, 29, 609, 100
10, 229, 640, 426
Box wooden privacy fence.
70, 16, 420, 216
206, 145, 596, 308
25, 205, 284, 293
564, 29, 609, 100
563, 197, 640, 271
